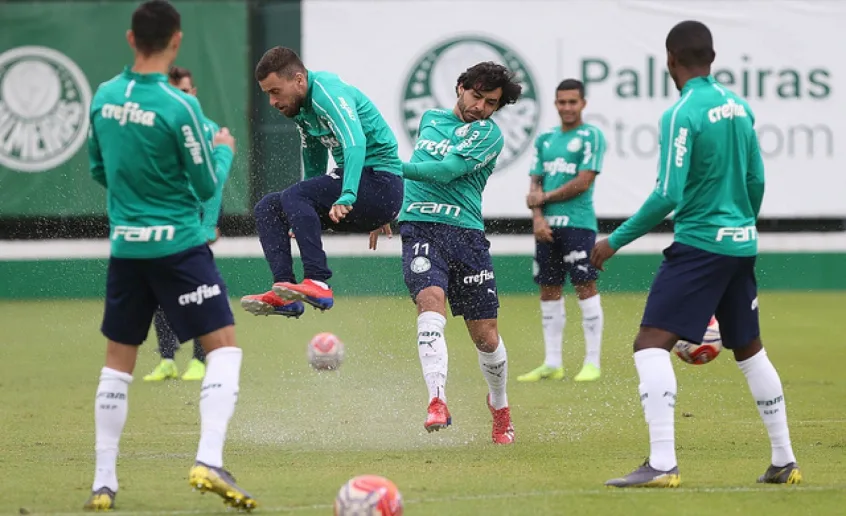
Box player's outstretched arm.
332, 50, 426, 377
311, 81, 366, 206
606, 112, 693, 252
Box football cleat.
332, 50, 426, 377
272, 279, 334, 311
517, 364, 564, 382
143, 359, 178, 382
424, 397, 451, 432
189, 462, 258, 512
573, 363, 601, 382
83, 486, 116, 512
487, 395, 515, 444
181, 358, 206, 381
757, 462, 802, 484
605, 459, 681, 488
240, 290, 305, 317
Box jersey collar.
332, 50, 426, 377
682, 75, 716, 93
121, 66, 168, 83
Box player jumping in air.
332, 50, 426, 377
370, 62, 521, 444
517, 79, 607, 384
144, 65, 230, 383
241, 47, 403, 316
85, 1, 256, 510
592, 20, 802, 488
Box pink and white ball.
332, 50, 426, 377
334, 475, 403, 516
307, 332, 345, 371
674, 316, 723, 365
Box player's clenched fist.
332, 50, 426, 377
213, 127, 236, 153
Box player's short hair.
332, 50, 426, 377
666, 20, 715, 67
168, 66, 192, 85
556, 79, 585, 98
456, 62, 522, 109
131, 0, 181, 56
254, 46, 307, 82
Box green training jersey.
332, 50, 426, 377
292, 70, 401, 205
609, 75, 765, 257
529, 124, 606, 231
399, 109, 504, 231
88, 67, 233, 259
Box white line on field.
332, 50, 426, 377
2, 232, 846, 260
26, 485, 846, 515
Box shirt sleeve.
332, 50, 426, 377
311, 80, 367, 205
401, 154, 474, 184
608, 110, 694, 250
450, 120, 504, 165
578, 127, 606, 173
88, 120, 106, 188
528, 135, 544, 176
747, 131, 765, 218
172, 95, 226, 202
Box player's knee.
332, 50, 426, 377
574, 281, 598, 299
539, 285, 562, 301
198, 325, 238, 355
633, 326, 678, 352
467, 320, 499, 352
254, 191, 283, 218
415, 287, 446, 315
732, 337, 763, 362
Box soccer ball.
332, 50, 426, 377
334, 475, 403, 516
307, 332, 345, 370
673, 316, 723, 365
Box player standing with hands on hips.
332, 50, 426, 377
592, 20, 802, 488
84, 0, 256, 510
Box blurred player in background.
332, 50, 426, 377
84, 0, 256, 510
370, 62, 521, 444
518, 79, 606, 384
143, 65, 229, 383
241, 47, 403, 317
592, 20, 801, 488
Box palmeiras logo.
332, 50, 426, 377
401, 36, 540, 172
0, 46, 92, 172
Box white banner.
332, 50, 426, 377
303, 0, 845, 217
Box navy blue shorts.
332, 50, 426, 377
400, 222, 499, 321
101, 244, 234, 346
642, 242, 760, 349
533, 227, 599, 286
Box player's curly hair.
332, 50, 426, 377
455, 62, 522, 110
666, 20, 715, 67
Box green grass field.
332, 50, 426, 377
2, 292, 845, 515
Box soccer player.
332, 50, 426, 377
84, 1, 256, 510
592, 20, 802, 487
517, 79, 606, 384
144, 65, 227, 382
371, 62, 521, 444
240, 47, 403, 316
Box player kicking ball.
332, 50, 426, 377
241, 47, 403, 317
592, 20, 801, 488
84, 1, 256, 510
518, 79, 607, 384
371, 62, 521, 444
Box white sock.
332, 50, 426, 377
478, 337, 508, 410
196, 347, 242, 468
417, 312, 448, 402
578, 295, 603, 369
541, 299, 565, 368
737, 349, 797, 466
634, 348, 677, 471
93, 367, 133, 492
